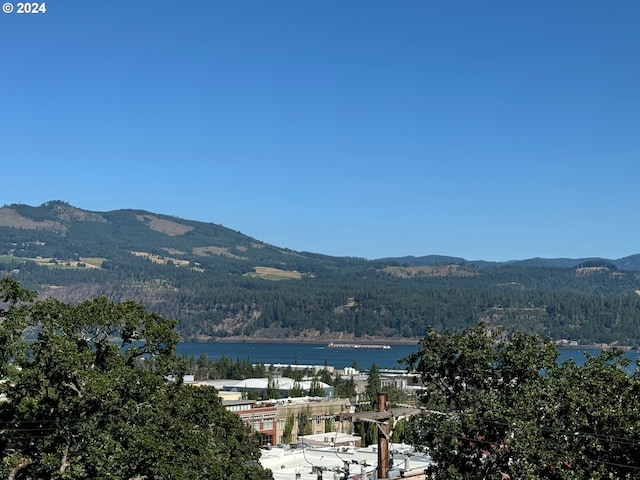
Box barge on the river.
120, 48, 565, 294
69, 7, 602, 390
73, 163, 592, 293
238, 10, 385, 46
327, 342, 391, 350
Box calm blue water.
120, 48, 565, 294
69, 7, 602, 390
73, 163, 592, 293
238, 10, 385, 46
176, 342, 418, 369
557, 348, 639, 371
176, 342, 640, 371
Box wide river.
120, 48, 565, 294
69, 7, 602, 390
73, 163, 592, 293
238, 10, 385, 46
176, 341, 640, 371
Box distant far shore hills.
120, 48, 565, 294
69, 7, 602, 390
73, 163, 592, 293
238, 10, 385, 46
1, 201, 640, 347
0, 201, 638, 269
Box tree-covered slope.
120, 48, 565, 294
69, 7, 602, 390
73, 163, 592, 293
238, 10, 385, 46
1, 201, 640, 346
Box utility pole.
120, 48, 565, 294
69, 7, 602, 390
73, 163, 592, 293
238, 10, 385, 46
338, 400, 421, 479
377, 392, 389, 479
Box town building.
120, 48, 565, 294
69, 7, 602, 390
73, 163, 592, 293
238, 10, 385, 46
274, 396, 353, 445
222, 399, 278, 446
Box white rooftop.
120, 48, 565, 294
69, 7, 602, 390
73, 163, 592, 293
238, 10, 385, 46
260, 443, 433, 480
220, 377, 331, 392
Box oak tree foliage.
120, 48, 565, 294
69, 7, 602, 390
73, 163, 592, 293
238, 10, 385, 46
0, 277, 273, 480
405, 323, 640, 479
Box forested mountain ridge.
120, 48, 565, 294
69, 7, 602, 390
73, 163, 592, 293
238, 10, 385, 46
1, 200, 640, 346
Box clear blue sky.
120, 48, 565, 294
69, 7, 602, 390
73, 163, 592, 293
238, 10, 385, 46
2, 1, 638, 261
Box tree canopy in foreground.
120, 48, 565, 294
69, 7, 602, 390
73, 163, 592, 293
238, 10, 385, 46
0, 277, 273, 480
405, 323, 640, 479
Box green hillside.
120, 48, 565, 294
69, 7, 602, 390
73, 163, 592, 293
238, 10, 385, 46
2, 200, 640, 346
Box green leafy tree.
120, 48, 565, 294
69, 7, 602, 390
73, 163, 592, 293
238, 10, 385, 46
265, 374, 280, 399
0, 277, 36, 378
308, 374, 325, 397
356, 420, 379, 447
318, 367, 333, 385
324, 415, 334, 433
282, 412, 295, 443
0, 278, 273, 480
288, 380, 304, 398
405, 323, 640, 479
334, 372, 356, 399
390, 418, 407, 443
365, 363, 381, 410
254, 362, 267, 378
385, 384, 408, 406
297, 406, 314, 437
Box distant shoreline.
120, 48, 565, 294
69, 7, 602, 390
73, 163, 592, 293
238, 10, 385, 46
555, 343, 635, 351
182, 337, 635, 351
